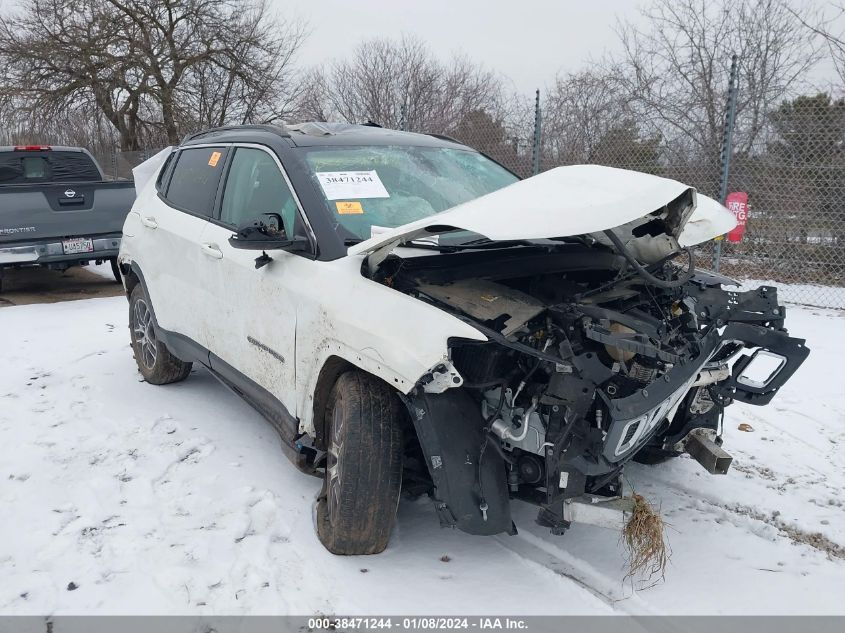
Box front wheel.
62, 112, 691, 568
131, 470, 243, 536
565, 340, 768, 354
129, 284, 192, 385
316, 371, 403, 555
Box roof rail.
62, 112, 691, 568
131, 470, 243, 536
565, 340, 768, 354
425, 132, 464, 145
181, 123, 290, 144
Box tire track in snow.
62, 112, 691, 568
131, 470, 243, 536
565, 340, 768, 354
493, 531, 662, 615
632, 466, 845, 560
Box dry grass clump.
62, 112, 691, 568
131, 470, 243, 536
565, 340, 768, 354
622, 493, 670, 587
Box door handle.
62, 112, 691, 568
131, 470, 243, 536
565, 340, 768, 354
140, 216, 158, 229
201, 243, 223, 259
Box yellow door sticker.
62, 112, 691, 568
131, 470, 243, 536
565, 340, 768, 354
336, 201, 364, 215
208, 151, 222, 167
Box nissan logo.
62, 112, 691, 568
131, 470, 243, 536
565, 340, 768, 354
64, 189, 76, 198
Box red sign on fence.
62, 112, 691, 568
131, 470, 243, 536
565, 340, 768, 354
725, 191, 749, 242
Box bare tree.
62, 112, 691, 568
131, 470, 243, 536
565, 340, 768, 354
298, 34, 508, 134
0, 1, 148, 149
103, 0, 307, 136
790, 1, 845, 89
0, 0, 306, 149
541, 70, 635, 164
610, 0, 821, 161
294, 68, 335, 123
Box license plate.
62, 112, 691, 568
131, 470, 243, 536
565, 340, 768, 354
62, 237, 94, 255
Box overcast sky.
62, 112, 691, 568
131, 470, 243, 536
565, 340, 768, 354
278, 0, 645, 94
0, 0, 840, 95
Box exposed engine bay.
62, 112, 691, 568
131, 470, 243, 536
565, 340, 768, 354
371, 238, 810, 535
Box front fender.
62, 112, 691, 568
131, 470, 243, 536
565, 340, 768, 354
294, 255, 487, 433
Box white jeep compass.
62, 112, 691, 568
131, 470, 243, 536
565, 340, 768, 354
118, 122, 808, 555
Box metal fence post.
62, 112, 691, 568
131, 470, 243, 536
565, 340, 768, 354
531, 89, 542, 176
399, 102, 408, 132
714, 53, 740, 272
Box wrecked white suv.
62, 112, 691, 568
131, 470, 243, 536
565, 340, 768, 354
118, 123, 809, 555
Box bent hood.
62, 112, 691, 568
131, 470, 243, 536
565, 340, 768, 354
678, 192, 738, 247
348, 164, 736, 269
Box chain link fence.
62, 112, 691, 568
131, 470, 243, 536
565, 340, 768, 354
90, 148, 163, 182
87, 99, 844, 309
436, 97, 845, 309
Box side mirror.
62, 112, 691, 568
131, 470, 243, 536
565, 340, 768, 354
228, 213, 309, 253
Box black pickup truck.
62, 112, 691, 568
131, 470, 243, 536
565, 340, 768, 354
0, 145, 136, 291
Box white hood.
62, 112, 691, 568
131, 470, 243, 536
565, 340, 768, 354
678, 192, 738, 247
348, 164, 736, 266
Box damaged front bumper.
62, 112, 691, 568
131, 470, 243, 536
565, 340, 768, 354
400, 285, 809, 538
598, 317, 809, 467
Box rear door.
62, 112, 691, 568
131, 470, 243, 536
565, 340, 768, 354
133, 145, 229, 344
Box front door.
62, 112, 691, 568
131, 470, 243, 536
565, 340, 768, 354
196, 146, 312, 415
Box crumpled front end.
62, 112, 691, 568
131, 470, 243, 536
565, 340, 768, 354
389, 247, 808, 536
353, 164, 806, 537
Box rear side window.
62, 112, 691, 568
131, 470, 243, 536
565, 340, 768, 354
0, 150, 102, 184
155, 151, 177, 192
165, 147, 228, 217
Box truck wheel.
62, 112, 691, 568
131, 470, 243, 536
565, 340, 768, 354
316, 371, 403, 555
129, 284, 192, 385
110, 258, 121, 283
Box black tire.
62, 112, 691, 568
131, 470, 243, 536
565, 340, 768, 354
110, 258, 121, 283
316, 370, 403, 555
129, 284, 192, 385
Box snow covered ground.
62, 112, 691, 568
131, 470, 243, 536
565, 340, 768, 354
0, 296, 843, 615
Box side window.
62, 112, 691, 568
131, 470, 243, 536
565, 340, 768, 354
220, 148, 299, 235
165, 147, 228, 216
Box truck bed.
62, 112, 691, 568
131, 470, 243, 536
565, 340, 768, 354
0, 180, 135, 244
0, 146, 136, 273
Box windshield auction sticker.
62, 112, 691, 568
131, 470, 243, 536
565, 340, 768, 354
316, 170, 390, 200
335, 201, 364, 214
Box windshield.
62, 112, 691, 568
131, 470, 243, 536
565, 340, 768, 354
301, 145, 519, 242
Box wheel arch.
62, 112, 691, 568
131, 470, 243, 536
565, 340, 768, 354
310, 355, 356, 450
309, 354, 418, 452
122, 263, 141, 297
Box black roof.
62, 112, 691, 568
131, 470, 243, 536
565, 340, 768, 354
180, 121, 468, 150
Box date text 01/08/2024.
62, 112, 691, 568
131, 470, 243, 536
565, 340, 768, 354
307, 617, 529, 630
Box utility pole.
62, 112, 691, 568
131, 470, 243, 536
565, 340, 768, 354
714, 54, 740, 272
531, 89, 542, 176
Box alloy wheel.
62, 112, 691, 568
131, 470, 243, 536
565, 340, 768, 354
132, 298, 157, 370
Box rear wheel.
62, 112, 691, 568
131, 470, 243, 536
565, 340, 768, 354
316, 371, 403, 555
129, 284, 192, 385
